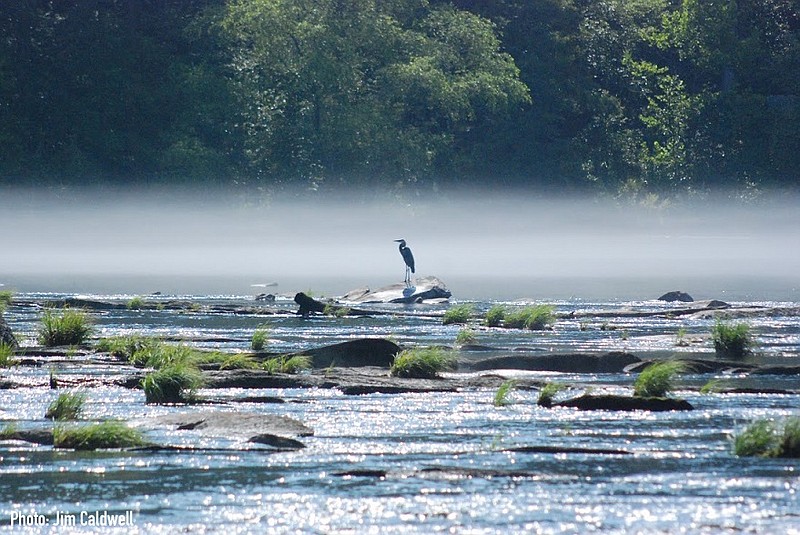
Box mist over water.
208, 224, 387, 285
1, 187, 798, 301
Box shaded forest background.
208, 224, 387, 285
1, 0, 798, 198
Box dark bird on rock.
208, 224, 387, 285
394, 239, 415, 286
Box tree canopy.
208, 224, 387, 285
1, 0, 798, 197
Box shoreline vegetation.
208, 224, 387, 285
1, 2, 798, 198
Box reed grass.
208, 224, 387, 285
54, 421, 145, 450
390, 347, 456, 379
442, 304, 474, 325
493, 379, 516, 407
0, 342, 17, 367
37, 308, 93, 347
142, 362, 205, 404
262, 355, 312, 375
633, 360, 686, 398
712, 320, 754, 359
45, 391, 86, 420
0, 290, 12, 312
504, 305, 555, 330
455, 328, 477, 346
484, 305, 506, 327
537, 382, 567, 407
251, 324, 271, 351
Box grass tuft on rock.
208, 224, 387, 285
493, 379, 516, 407
45, 391, 86, 420
390, 347, 457, 379
484, 305, 506, 327
127, 296, 145, 310
54, 421, 145, 450
633, 361, 686, 398
37, 308, 93, 347
262, 355, 312, 375
733, 417, 800, 458
0, 342, 17, 367
142, 363, 205, 404
442, 304, 474, 325
251, 324, 271, 351
0, 290, 12, 312
97, 334, 161, 363
503, 305, 555, 330
537, 382, 567, 407
712, 320, 754, 359
455, 328, 477, 346
219, 353, 260, 370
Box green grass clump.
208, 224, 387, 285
54, 421, 145, 450
323, 304, 351, 318
37, 308, 93, 347
219, 353, 260, 370
442, 304, 474, 325
455, 328, 477, 346
127, 296, 145, 310
633, 361, 686, 398
97, 334, 161, 363
262, 355, 312, 375
484, 305, 506, 327
537, 382, 567, 407
251, 324, 271, 351
732, 417, 800, 458
0, 290, 12, 312
390, 347, 457, 379
503, 305, 555, 330
142, 363, 205, 404
45, 391, 86, 420
712, 321, 754, 359
0, 342, 17, 367
131, 342, 198, 369
493, 379, 516, 407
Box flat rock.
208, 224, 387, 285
342, 276, 451, 304
297, 338, 401, 368
150, 411, 313, 440
555, 394, 694, 412
467, 352, 641, 373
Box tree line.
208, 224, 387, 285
1, 0, 798, 197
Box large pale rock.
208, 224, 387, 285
342, 276, 451, 304
151, 411, 313, 444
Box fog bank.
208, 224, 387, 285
1, 188, 798, 300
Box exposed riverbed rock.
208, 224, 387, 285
658, 291, 694, 302
341, 276, 451, 304
554, 394, 694, 412
149, 411, 313, 445
467, 352, 641, 374
296, 338, 401, 368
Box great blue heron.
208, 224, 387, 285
394, 239, 415, 286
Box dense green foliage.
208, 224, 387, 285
1, 1, 798, 196
442, 304, 474, 325
503, 305, 555, 330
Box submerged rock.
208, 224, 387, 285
342, 276, 451, 304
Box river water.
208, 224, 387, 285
1, 279, 799, 534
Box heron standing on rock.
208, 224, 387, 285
394, 239, 415, 286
